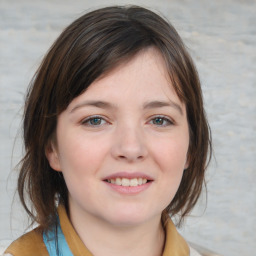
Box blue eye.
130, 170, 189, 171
151, 116, 173, 126
82, 116, 107, 126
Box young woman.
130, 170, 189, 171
4, 5, 211, 256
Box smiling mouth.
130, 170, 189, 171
105, 177, 151, 187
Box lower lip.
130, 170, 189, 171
104, 181, 152, 195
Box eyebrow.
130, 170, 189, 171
143, 100, 183, 115
70, 100, 115, 113
70, 100, 183, 115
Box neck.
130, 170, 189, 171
69, 208, 165, 256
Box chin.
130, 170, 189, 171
105, 210, 159, 227
109, 218, 147, 227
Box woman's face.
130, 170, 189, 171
47, 47, 189, 227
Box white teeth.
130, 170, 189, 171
107, 177, 148, 186
130, 178, 138, 187
122, 178, 130, 187
116, 178, 122, 185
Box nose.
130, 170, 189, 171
111, 123, 148, 162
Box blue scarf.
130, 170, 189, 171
43, 218, 73, 256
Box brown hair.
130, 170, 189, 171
18, 5, 211, 230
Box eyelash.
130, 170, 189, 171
81, 116, 108, 127
148, 115, 174, 127
81, 115, 174, 127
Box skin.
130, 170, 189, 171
46, 47, 190, 256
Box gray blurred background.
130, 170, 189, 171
0, 0, 255, 255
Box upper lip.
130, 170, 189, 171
103, 172, 154, 181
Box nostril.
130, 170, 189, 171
111, 140, 148, 162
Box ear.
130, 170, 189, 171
184, 155, 190, 170
45, 141, 61, 172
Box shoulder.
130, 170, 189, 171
4, 228, 48, 256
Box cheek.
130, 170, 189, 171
57, 131, 109, 176
158, 145, 186, 187
57, 137, 102, 198
152, 136, 189, 172
150, 135, 189, 198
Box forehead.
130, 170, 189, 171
68, 48, 182, 107
100, 47, 169, 84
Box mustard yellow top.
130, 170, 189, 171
5, 205, 189, 256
